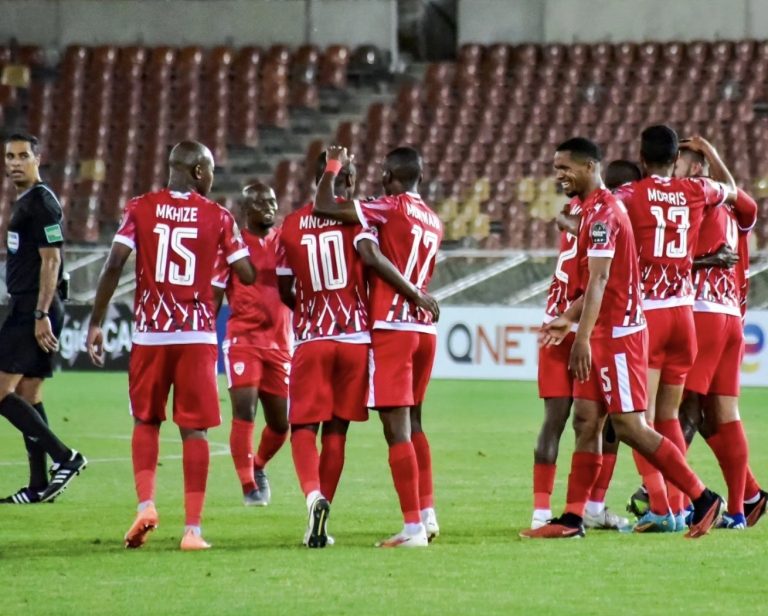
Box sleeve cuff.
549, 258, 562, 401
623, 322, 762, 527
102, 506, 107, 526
226, 247, 250, 264
276, 266, 294, 275
587, 249, 615, 257
211, 280, 227, 289
353, 231, 379, 248
113, 234, 135, 250
352, 200, 370, 229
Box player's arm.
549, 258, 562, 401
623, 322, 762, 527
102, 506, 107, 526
86, 242, 132, 367
682, 136, 737, 203
692, 244, 739, 270
212, 284, 225, 314
356, 237, 440, 321
539, 295, 584, 347
229, 255, 255, 284
312, 146, 363, 223
277, 275, 296, 310
733, 188, 758, 232
34, 246, 61, 353
570, 256, 611, 382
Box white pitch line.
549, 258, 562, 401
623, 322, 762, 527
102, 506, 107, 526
0, 434, 231, 467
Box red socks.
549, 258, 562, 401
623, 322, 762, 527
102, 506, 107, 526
589, 453, 617, 503
632, 448, 671, 515
745, 466, 761, 501
182, 437, 210, 527
646, 436, 705, 501
388, 441, 421, 524
533, 463, 557, 510
706, 420, 749, 515
132, 422, 160, 503
291, 428, 320, 496
411, 431, 434, 510
655, 419, 688, 513
254, 425, 288, 470
564, 452, 602, 517
319, 433, 346, 503
230, 419, 256, 493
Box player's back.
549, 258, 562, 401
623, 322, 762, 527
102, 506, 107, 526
116, 188, 245, 340
355, 192, 443, 330
545, 198, 582, 320
616, 175, 727, 305
277, 203, 369, 344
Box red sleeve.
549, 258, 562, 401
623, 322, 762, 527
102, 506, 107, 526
352, 195, 398, 228
733, 188, 758, 232
114, 198, 139, 250
697, 178, 728, 208
275, 232, 292, 275
219, 208, 249, 264
585, 207, 618, 258
211, 249, 229, 289
353, 224, 379, 250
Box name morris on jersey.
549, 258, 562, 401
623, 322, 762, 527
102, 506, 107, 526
156, 204, 199, 222
406, 203, 441, 229
646, 189, 688, 206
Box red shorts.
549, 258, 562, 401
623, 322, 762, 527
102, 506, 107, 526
538, 331, 574, 398
686, 312, 743, 397
645, 306, 697, 385
288, 340, 369, 424
223, 342, 290, 397
129, 343, 221, 429
368, 330, 436, 408
591, 329, 649, 414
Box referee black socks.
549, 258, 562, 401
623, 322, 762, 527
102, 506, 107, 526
0, 393, 70, 463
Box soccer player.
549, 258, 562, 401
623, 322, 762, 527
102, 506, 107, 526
613, 127, 737, 532
213, 182, 290, 506
522, 137, 723, 540
313, 145, 441, 548
86, 141, 255, 550
0, 132, 87, 505
674, 146, 767, 528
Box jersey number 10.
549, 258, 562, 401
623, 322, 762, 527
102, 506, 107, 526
153, 223, 197, 286
301, 230, 347, 291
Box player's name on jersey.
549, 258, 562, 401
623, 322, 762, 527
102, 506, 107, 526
155, 204, 199, 222
406, 203, 441, 229
299, 215, 342, 230
646, 188, 688, 206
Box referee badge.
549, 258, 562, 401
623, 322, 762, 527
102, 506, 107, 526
7, 231, 19, 253
44, 224, 63, 243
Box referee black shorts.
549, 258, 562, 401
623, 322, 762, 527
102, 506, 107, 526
0, 294, 64, 379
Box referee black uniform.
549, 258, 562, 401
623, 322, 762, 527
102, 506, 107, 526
0, 182, 65, 377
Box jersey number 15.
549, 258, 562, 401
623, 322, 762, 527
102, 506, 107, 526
154, 223, 197, 286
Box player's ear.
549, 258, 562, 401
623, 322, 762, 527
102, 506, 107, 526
193, 164, 203, 180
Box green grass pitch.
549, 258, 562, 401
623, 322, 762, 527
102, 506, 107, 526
1, 374, 766, 615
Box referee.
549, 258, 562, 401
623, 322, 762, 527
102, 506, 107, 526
0, 133, 86, 504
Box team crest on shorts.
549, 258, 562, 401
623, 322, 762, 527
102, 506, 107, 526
234, 362, 245, 375
591, 221, 608, 244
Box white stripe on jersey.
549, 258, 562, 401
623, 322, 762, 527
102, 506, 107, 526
614, 353, 634, 412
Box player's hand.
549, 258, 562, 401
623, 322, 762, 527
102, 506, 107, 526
34, 317, 59, 353
539, 316, 571, 347
680, 135, 717, 157
86, 325, 105, 367
569, 337, 592, 383
693, 244, 739, 269
414, 290, 440, 322
326, 145, 351, 167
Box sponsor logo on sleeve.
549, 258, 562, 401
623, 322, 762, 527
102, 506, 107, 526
44, 224, 63, 243
7, 231, 19, 253
590, 221, 608, 245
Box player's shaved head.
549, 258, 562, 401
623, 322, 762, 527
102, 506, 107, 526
383, 147, 423, 189
243, 180, 274, 200
167, 140, 215, 196
241, 181, 278, 231
674, 147, 709, 179
640, 125, 679, 167
315, 150, 356, 199
605, 159, 642, 190
555, 137, 602, 164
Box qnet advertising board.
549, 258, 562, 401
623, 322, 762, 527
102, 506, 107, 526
433, 306, 768, 386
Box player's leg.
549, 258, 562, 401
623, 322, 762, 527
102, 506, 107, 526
172, 344, 221, 550
253, 388, 289, 503
584, 417, 628, 530
369, 330, 426, 548
410, 332, 438, 539
520, 398, 604, 539
532, 333, 574, 527
319, 417, 349, 504
228, 386, 260, 501
679, 391, 704, 447
16, 378, 49, 492
654, 382, 689, 528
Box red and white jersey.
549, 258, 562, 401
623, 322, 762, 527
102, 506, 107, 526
276, 202, 371, 345
213, 228, 291, 350
691, 205, 741, 317
733, 188, 758, 318
577, 187, 645, 339
615, 176, 727, 309
353, 192, 443, 333
544, 198, 583, 322
115, 188, 248, 345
